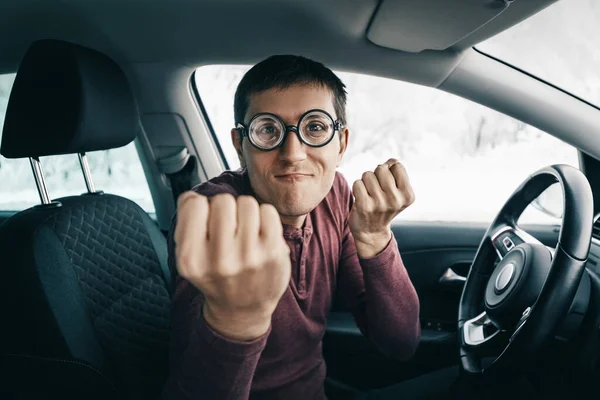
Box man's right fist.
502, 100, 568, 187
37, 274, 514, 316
174, 192, 291, 341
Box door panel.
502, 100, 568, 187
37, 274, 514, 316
0, 211, 14, 227
324, 220, 559, 393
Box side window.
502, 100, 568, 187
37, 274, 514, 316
194, 66, 579, 225
0, 73, 155, 213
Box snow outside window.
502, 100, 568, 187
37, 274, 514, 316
194, 65, 579, 225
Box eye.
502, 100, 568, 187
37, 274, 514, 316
307, 123, 326, 132
250, 118, 283, 147
260, 125, 279, 135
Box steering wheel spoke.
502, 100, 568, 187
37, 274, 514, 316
508, 306, 531, 343
490, 225, 554, 261
462, 311, 510, 357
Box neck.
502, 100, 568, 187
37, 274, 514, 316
279, 214, 307, 229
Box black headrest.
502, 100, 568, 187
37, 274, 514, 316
1, 40, 139, 159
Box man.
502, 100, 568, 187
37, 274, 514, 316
163, 55, 421, 399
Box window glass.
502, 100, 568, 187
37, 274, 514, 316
478, 0, 600, 107
194, 66, 579, 224
0, 73, 155, 213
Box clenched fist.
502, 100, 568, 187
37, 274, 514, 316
174, 192, 291, 341
350, 159, 415, 258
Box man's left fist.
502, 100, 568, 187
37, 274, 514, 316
349, 158, 415, 258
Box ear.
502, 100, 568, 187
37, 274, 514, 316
231, 128, 247, 168
336, 127, 349, 167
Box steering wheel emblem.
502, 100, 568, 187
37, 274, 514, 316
495, 262, 515, 293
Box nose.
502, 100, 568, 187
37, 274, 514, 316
278, 128, 307, 163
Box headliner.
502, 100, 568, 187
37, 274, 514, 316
0, 0, 557, 86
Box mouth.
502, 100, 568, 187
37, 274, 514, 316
274, 173, 312, 181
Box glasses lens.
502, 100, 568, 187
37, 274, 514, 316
248, 115, 285, 149
299, 111, 335, 146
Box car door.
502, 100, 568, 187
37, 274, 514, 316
323, 220, 562, 392
0, 211, 11, 227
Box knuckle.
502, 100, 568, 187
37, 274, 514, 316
237, 195, 259, 209
362, 201, 374, 213
243, 254, 262, 270
283, 241, 291, 255
212, 193, 237, 208
392, 197, 405, 210
213, 261, 236, 278
374, 168, 388, 181
245, 249, 264, 269
178, 269, 192, 282
176, 263, 191, 280
260, 203, 279, 220
176, 253, 197, 281
375, 164, 387, 173
362, 171, 374, 181
210, 194, 237, 219
392, 161, 405, 170
260, 202, 276, 213
276, 236, 291, 252
389, 190, 404, 205
391, 164, 407, 179
178, 193, 204, 213
267, 237, 288, 256
173, 222, 185, 243
177, 191, 198, 209
263, 247, 278, 263
175, 248, 191, 269
259, 204, 282, 235
274, 247, 290, 264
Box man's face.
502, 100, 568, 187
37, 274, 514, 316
232, 84, 349, 226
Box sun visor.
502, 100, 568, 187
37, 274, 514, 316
367, 0, 513, 53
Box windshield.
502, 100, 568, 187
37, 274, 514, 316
477, 0, 600, 107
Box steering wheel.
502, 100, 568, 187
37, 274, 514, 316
458, 164, 593, 376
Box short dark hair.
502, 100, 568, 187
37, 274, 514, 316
234, 55, 347, 125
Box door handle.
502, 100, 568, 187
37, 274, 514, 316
439, 267, 466, 286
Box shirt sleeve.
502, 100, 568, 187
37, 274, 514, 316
161, 271, 269, 399
335, 177, 421, 361
161, 180, 269, 399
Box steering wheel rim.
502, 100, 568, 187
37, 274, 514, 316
458, 164, 594, 376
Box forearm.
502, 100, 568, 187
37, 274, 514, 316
359, 237, 420, 360
164, 312, 268, 400
163, 279, 268, 400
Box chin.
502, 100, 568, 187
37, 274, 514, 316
272, 195, 321, 219
275, 202, 315, 218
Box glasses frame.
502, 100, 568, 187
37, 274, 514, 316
235, 109, 343, 151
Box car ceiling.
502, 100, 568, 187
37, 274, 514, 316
3, 0, 598, 231
0, 0, 558, 86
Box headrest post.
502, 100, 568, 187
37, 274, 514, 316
29, 157, 51, 205
78, 153, 97, 194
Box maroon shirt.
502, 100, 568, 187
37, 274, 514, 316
162, 169, 420, 400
